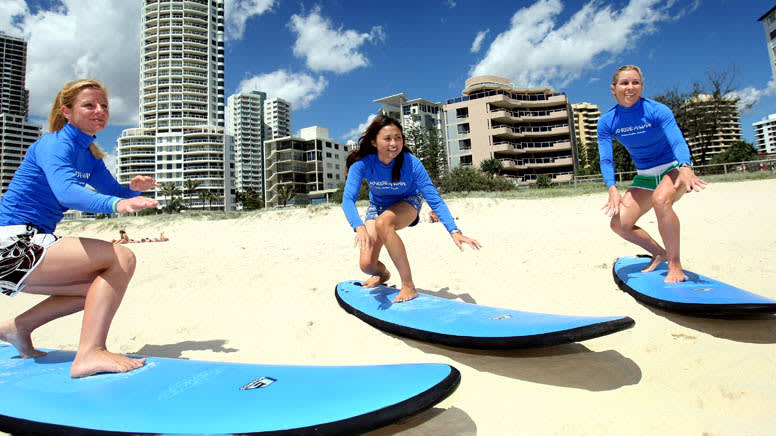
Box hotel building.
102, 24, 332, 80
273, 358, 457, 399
443, 76, 577, 185
759, 6, 776, 83
116, 0, 229, 210
0, 32, 41, 194
263, 97, 291, 140
264, 126, 348, 206
754, 113, 776, 155
227, 90, 266, 195
570, 102, 601, 169
373, 93, 446, 146
682, 94, 742, 163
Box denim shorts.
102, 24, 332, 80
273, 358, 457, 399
364, 193, 423, 227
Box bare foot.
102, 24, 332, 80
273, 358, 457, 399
70, 348, 146, 378
0, 320, 46, 358
393, 284, 418, 303
641, 253, 666, 273
664, 261, 687, 283
362, 271, 390, 288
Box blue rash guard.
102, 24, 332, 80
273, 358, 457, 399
342, 153, 458, 233
597, 97, 692, 188
0, 123, 140, 233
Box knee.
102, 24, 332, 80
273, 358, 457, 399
609, 217, 623, 235
113, 245, 137, 277
652, 191, 674, 214
374, 216, 395, 239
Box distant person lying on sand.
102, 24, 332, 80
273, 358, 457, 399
114, 231, 167, 244
341, 115, 481, 303
598, 65, 707, 283
0, 79, 158, 378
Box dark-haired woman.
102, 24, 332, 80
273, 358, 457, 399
342, 115, 480, 303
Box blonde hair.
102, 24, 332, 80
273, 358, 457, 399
611, 65, 643, 86
48, 79, 108, 159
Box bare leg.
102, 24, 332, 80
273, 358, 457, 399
359, 220, 390, 288
10, 237, 146, 377
0, 294, 85, 357
374, 203, 419, 303
653, 170, 688, 283
610, 188, 667, 272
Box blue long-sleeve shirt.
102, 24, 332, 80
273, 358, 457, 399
342, 153, 458, 233
0, 123, 139, 233
597, 97, 691, 188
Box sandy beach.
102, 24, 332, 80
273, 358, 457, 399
2, 178, 775, 435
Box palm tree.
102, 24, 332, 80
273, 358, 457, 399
159, 183, 182, 213
183, 179, 201, 209
197, 190, 212, 211
480, 158, 503, 178
276, 183, 295, 207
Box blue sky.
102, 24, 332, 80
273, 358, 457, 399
3, 0, 775, 170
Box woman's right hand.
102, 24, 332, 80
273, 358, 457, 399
117, 196, 158, 214
602, 185, 622, 217
354, 225, 373, 252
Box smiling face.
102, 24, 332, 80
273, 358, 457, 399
611, 68, 643, 108
372, 124, 404, 164
61, 87, 109, 136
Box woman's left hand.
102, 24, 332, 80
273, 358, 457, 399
451, 231, 482, 251
130, 175, 159, 192
674, 167, 707, 193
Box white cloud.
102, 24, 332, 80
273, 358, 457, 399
103, 149, 117, 177
470, 0, 699, 89
225, 0, 275, 40
288, 6, 384, 74
0, 0, 27, 35
343, 114, 377, 143
445, 0, 457, 7
726, 80, 776, 115
471, 29, 489, 53
11, 1, 141, 125
237, 70, 328, 109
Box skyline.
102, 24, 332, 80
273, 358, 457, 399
2, 0, 775, 173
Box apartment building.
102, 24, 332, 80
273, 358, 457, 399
264, 126, 348, 206
264, 97, 292, 140
570, 102, 601, 168
0, 32, 41, 194
754, 113, 776, 155
444, 75, 577, 185
227, 90, 266, 195
759, 6, 776, 83
682, 94, 742, 163
116, 0, 229, 210
373, 93, 446, 146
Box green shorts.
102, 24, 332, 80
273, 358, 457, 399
631, 162, 679, 191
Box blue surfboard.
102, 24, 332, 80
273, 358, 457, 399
0, 344, 460, 435
335, 281, 634, 349
613, 255, 776, 316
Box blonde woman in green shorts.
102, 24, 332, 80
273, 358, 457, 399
597, 65, 707, 283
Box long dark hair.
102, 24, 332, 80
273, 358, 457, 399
346, 114, 412, 182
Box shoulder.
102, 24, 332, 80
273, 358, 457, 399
641, 98, 674, 120
597, 106, 618, 129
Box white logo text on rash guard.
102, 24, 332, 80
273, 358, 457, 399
616, 123, 652, 136
75, 170, 90, 180
370, 180, 406, 191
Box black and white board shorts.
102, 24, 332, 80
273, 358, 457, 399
0, 225, 61, 297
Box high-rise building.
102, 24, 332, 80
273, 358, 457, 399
0, 32, 41, 194
570, 102, 601, 169
116, 0, 229, 211
753, 113, 776, 155
373, 93, 446, 147
443, 75, 577, 185
759, 6, 776, 83
263, 97, 291, 140
681, 94, 743, 164
263, 126, 348, 206
227, 90, 266, 196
